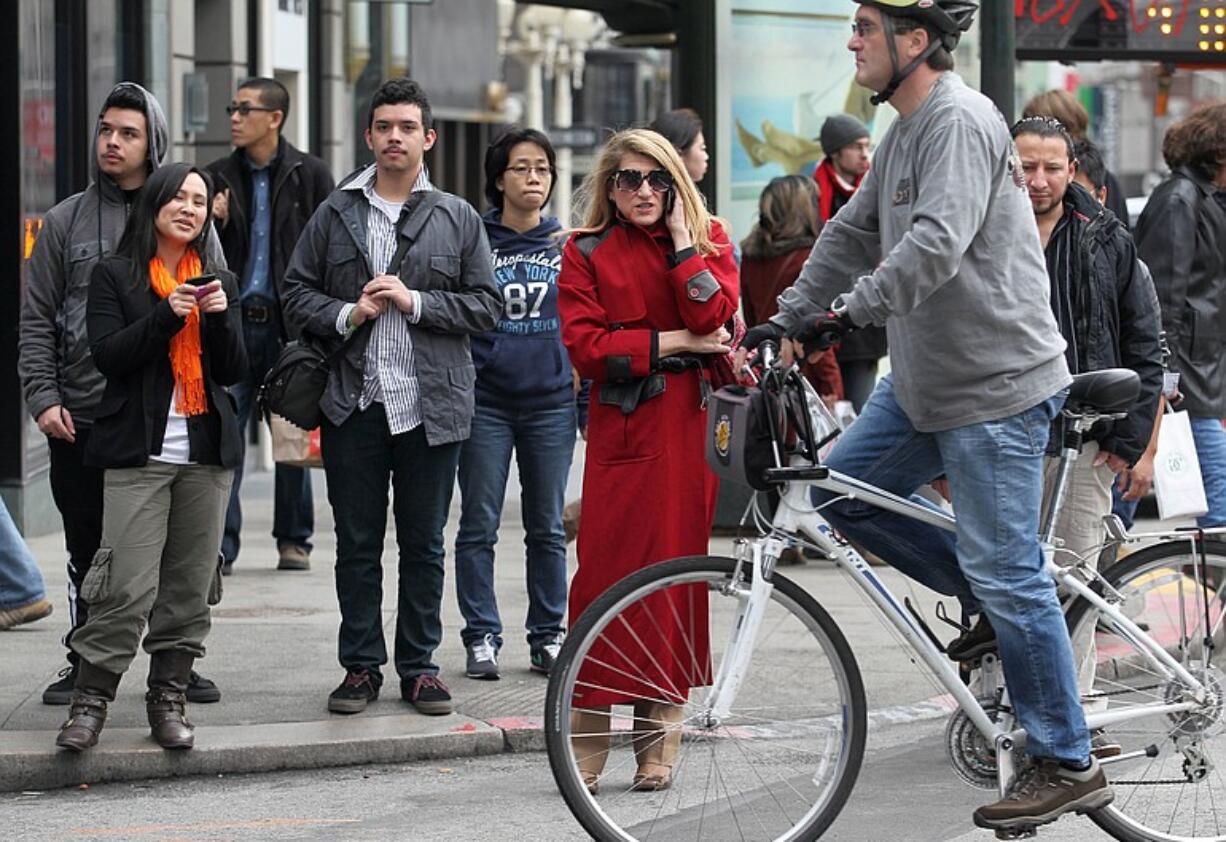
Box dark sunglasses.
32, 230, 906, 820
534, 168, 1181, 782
225, 102, 277, 117
610, 168, 673, 193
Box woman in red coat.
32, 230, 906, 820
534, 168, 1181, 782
559, 128, 738, 793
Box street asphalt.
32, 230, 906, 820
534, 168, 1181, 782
0, 438, 1175, 804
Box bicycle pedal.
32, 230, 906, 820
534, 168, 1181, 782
994, 826, 1038, 840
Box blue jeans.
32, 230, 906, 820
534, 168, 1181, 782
1190, 415, 1226, 528
321, 405, 461, 679
816, 376, 1090, 763
455, 402, 575, 649
222, 318, 314, 565
0, 498, 45, 610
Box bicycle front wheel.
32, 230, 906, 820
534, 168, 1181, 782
545, 554, 867, 842
1066, 538, 1226, 842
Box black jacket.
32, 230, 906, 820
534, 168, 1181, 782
84, 256, 248, 469
205, 138, 334, 337
1053, 183, 1164, 464
1136, 165, 1226, 417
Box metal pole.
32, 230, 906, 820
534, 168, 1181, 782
979, 2, 1016, 122
554, 44, 574, 226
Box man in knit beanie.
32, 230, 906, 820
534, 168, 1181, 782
815, 114, 882, 411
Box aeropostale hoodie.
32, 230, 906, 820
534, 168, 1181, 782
472, 210, 578, 413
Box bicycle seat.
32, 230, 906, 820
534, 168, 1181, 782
1065, 368, 1140, 415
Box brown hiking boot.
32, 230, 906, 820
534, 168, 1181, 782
146, 650, 195, 749
55, 694, 109, 751
973, 758, 1113, 830
54, 660, 121, 752
146, 691, 194, 749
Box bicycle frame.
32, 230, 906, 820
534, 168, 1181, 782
702, 369, 1214, 798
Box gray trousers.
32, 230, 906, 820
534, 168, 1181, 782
70, 462, 232, 675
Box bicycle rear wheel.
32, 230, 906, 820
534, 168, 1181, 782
545, 554, 867, 842
1066, 538, 1226, 842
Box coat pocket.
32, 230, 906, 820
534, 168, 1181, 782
80, 548, 113, 604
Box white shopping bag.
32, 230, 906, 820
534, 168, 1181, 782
1153, 409, 1209, 521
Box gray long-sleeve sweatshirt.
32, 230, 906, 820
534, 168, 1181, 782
774, 72, 1071, 432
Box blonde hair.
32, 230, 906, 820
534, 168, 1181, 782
572, 129, 719, 256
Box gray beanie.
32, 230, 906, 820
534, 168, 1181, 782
820, 114, 870, 157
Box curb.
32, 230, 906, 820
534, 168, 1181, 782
0, 695, 959, 793
0, 714, 503, 793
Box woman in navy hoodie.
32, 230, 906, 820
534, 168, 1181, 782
454, 127, 580, 680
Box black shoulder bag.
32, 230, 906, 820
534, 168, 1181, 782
258, 191, 442, 430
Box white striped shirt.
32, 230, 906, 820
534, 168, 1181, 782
336, 164, 432, 434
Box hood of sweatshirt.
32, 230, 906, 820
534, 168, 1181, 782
481, 209, 563, 254
93, 82, 169, 198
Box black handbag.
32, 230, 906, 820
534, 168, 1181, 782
258, 339, 336, 430
258, 192, 443, 430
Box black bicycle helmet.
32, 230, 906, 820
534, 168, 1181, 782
854, 0, 978, 105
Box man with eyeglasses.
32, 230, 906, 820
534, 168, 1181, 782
741, 0, 1115, 831
205, 77, 334, 575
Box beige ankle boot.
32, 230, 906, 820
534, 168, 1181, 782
631, 701, 684, 791
571, 706, 612, 794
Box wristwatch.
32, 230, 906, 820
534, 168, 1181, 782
829, 295, 855, 328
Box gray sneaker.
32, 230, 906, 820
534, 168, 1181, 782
465, 634, 500, 680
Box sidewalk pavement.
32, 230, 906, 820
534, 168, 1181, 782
0, 442, 954, 792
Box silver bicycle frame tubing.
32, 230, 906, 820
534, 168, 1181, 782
702, 538, 780, 720
780, 504, 1004, 744
1052, 561, 1208, 697
811, 471, 958, 533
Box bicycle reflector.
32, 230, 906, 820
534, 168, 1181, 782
706, 385, 781, 491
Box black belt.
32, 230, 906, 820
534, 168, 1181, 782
242, 302, 273, 324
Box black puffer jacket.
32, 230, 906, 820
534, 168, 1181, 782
1052, 183, 1163, 464
1136, 165, 1226, 418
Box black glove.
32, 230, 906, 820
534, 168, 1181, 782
786, 309, 855, 357
740, 321, 785, 352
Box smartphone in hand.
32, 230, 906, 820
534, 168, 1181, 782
664, 187, 676, 217
187, 273, 219, 300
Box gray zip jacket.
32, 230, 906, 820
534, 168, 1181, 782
281, 167, 501, 444
775, 72, 1071, 431
19, 82, 225, 425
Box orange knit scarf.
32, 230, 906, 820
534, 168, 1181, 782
147, 250, 207, 416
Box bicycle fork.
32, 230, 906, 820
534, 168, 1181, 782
701, 537, 781, 724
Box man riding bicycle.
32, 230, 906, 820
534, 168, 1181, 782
741, 0, 1113, 831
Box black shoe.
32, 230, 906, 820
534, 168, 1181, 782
530, 633, 565, 676
328, 669, 381, 714
221, 559, 235, 577
43, 664, 78, 705
947, 615, 997, 662
185, 670, 221, 704
402, 674, 453, 715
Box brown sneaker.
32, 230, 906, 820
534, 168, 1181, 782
277, 544, 311, 571
0, 598, 53, 630
973, 758, 1113, 830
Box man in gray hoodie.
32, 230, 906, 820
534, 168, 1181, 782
741, 0, 1111, 832
20, 82, 223, 706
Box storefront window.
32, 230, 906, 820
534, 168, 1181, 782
87, 1, 120, 118
345, 1, 411, 168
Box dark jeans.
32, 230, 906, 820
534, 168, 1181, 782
454, 402, 574, 649
321, 404, 461, 679
47, 427, 105, 663
222, 316, 314, 565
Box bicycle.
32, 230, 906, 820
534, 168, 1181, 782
544, 342, 1226, 842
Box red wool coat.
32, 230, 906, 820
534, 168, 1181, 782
559, 218, 739, 707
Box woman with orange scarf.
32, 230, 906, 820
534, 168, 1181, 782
54, 163, 246, 753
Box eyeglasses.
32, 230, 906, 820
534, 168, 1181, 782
225, 102, 277, 117
505, 165, 553, 179
610, 168, 673, 193
851, 20, 880, 38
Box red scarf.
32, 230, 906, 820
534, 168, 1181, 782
814, 158, 866, 224
147, 250, 207, 416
